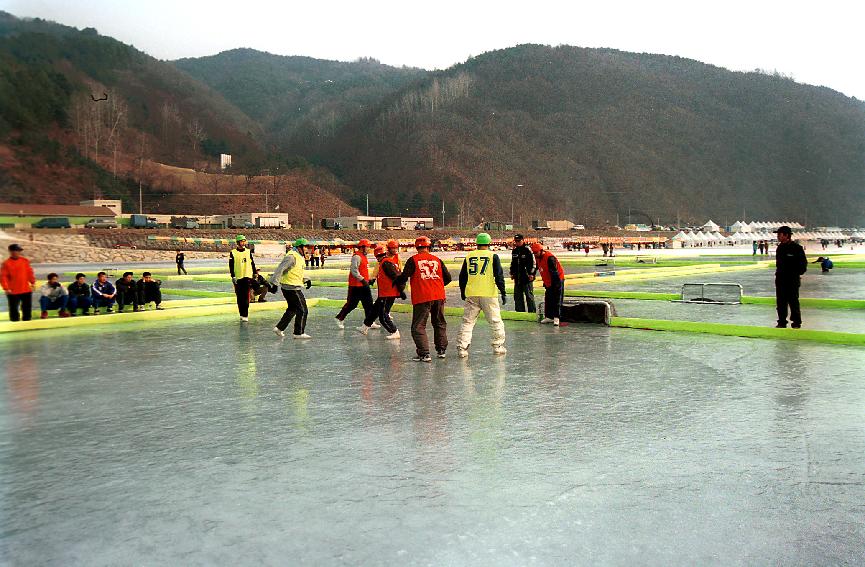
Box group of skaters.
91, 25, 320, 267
227, 233, 567, 362
0, 243, 164, 320
752, 240, 772, 255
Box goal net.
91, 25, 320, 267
676, 283, 743, 304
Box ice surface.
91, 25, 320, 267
2, 312, 864, 565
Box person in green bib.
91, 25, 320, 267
269, 238, 313, 338
456, 233, 507, 358
229, 234, 257, 322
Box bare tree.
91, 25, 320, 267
186, 118, 206, 155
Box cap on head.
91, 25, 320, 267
476, 232, 492, 245
415, 236, 431, 248
235, 234, 247, 242
776, 226, 792, 235
386, 239, 399, 250
513, 234, 524, 242
530, 242, 543, 254
357, 238, 372, 248
8, 243, 23, 252
373, 245, 385, 257
294, 238, 309, 247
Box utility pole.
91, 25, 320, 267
441, 201, 445, 228
365, 194, 369, 216
512, 184, 523, 225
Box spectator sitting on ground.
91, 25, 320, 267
91, 271, 116, 314
115, 272, 139, 312
39, 273, 70, 319
67, 273, 92, 316
250, 268, 269, 303
137, 272, 164, 309
813, 256, 833, 273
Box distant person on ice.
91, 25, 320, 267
813, 256, 833, 273
509, 234, 535, 313
1, 243, 36, 322
229, 235, 257, 322
532, 242, 565, 326
269, 238, 312, 339
334, 239, 378, 330
175, 250, 187, 275
456, 233, 507, 358
774, 226, 807, 329
394, 236, 452, 362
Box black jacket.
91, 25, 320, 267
115, 278, 136, 296
68, 281, 90, 298
775, 240, 807, 282
510, 244, 535, 284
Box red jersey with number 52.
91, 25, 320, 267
408, 251, 446, 304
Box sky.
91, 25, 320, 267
2, 0, 863, 99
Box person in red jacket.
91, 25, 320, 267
359, 241, 405, 338
394, 236, 452, 362
531, 242, 564, 326
335, 239, 378, 330
1, 243, 36, 322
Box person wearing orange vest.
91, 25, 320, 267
360, 240, 405, 338
1, 243, 36, 322
531, 242, 564, 326
456, 233, 507, 357
394, 236, 452, 362
335, 239, 378, 330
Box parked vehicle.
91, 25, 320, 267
321, 218, 342, 230
130, 214, 158, 229
571, 224, 586, 230
531, 220, 550, 231
483, 221, 512, 231
85, 218, 119, 229
382, 217, 403, 230
170, 216, 199, 229
33, 217, 71, 229
414, 221, 428, 230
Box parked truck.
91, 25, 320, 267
255, 217, 286, 228
131, 214, 158, 229
170, 216, 199, 229
381, 217, 403, 230
483, 221, 513, 231
320, 218, 342, 230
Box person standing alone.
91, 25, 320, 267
509, 234, 535, 312
176, 250, 187, 275
1, 244, 36, 322
456, 233, 507, 358
229, 235, 257, 322
774, 226, 807, 328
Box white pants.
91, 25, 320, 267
457, 296, 506, 350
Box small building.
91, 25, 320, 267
211, 213, 290, 229
79, 199, 123, 216
220, 154, 232, 170
329, 215, 433, 230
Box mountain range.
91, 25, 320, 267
2, 11, 863, 226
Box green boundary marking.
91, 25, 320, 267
161, 288, 235, 298
611, 317, 865, 346
565, 289, 865, 310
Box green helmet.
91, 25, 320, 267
235, 234, 247, 242
476, 232, 492, 245
294, 238, 309, 247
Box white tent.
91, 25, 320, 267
702, 220, 720, 232
730, 221, 751, 233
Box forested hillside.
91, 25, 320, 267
312, 45, 865, 226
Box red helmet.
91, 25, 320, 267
386, 239, 399, 250
530, 242, 543, 254
373, 245, 385, 256
357, 238, 372, 247
415, 236, 431, 248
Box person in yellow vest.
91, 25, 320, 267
269, 238, 313, 338
456, 233, 507, 358
229, 234, 257, 322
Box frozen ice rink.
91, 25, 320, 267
2, 309, 865, 565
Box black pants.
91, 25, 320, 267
117, 290, 139, 312
139, 289, 162, 306
411, 300, 447, 356
177, 264, 187, 275
544, 285, 564, 319
776, 279, 801, 327
513, 280, 536, 312
234, 278, 253, 317
336, 285, 374, 321
6, 293, 32, 321
276, 288, 308, 335
365, 296, 397, 333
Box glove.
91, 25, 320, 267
399, 291, 407, 300
231, 277, 238, 286
368, 278, 376, 287
361, 280, 370, 288
501, 294, 507, 306
304, 279, 312, 290
268, 284, 278, 294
